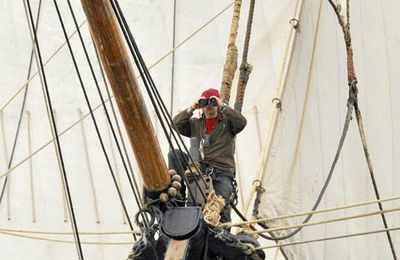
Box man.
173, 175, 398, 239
170, 88, 247, 223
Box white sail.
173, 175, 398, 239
0, 0, 399, 259
256, 0, 400, 259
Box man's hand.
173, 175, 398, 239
211, 96, 223, 108
191, 96, 204, 110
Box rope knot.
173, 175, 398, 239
347, 79, 358, 105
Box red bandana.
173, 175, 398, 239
205, 118, 218, 134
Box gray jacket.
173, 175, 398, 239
172, 106, 247, 173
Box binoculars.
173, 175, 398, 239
199, 97, 217, 107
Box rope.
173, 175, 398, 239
225, 194, 400, 227
26, 111, 36, 222
220, 0, 242, 103
0, 1, 236, 184
26, 0, 84, 258
0, 20, 87, 115
0, 230, 134, 245
0, 1, 234, 116
244, 84, 356, 241
234, 0, 256, 112
64, 0, 141, 236
92, 33, 145, 214
256, 226, 400, 250
328, 1, 397, 258
281, 0, 324, 219
0, 0, 43, 211
0, 228, 139, 236
249, 207, 400, 235
78, 109, 101, 224
111, 0, 208, 203
244, 0, 305, 217
203, 190, 225, 225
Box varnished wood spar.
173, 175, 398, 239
80, 0, 169, 192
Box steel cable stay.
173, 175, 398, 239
0, 0, 43, 209
25, 0, 84, 259
0, 1, 234, 119
0, 2, 237, 185
110, 0, 209, 204
51, 0, 140, 238
64, 0, 148, 234
90, 33, 146, 220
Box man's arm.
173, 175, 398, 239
222, 105, 247, 136
172, 107, 194, 137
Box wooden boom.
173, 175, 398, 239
81, 0, 169, 192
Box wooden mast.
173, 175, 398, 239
80, 0, 169, 192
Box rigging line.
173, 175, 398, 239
169, 0, 177, 121
26, 111, 36, 222
0, 228, 140, 236
249, 207, 400, 235
91, 34, 145, 211
25, 1, 84, 259
110, 0, 201, 201
104, 113, 127, 225
282, 0, 324, 218
78, 109, 101, 224
52, 0, 137, 239
225, 194, 400, 227
65, 0, 144, 234
237, 94, 356, 241
0, 1, 233, 118
220, 0, 242, 103
111, 0, 207, 186
53, 111, 69, 223
234, 0, 256, 111
355, 101, 397, 258
380, 0, 396, 218
0, 112, 11, 220
243, 0, 305, 217
0, 230, 134, 245
0, 20, 87, 115
231, 203, 290, 244
111, 0, 205, 203
328, 1, 397, 258
256, 226, 400, 250
111, 1, 206, 196
0, 0, 43, 210
0, 1, 236, 181
23, 0, 70, 223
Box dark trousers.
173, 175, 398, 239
168, 149, 234, 223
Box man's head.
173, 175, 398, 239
199, 88, 220, 119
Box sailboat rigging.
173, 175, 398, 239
0, 0, 399, 259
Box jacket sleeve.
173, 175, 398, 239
172, 108, 193, 137
222, 106, 247, 136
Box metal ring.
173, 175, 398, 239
135, 208, 155, 229
272, 98, 282, 110
252, 179, 261, 187
289, 18, 300, 30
